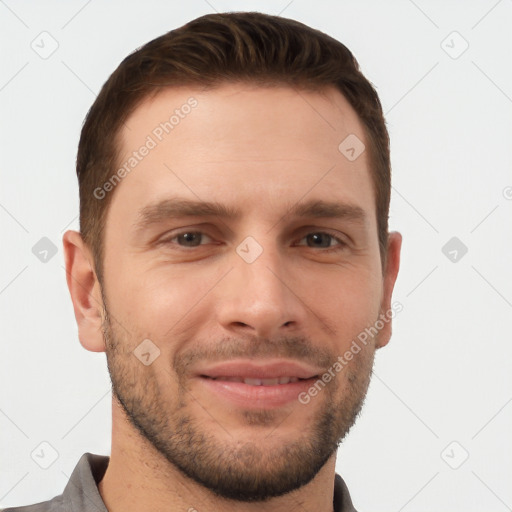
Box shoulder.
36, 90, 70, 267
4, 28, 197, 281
1, 452, 109, 512
1, 494, 64, 512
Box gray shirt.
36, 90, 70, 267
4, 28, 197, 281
1, 453, 357, 512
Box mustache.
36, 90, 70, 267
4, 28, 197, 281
173, 335, 335, 376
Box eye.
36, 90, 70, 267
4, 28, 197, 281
296, 232, 347, 251
159, 230, 347, 251
161, 231, 214, 248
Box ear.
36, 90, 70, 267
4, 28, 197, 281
62, 230, 106, 352
375, 231, 402, 349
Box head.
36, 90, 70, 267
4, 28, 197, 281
64, 11, 401, 502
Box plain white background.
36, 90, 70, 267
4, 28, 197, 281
1, 1, 511, 510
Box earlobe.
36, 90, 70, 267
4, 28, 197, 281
62, 230, 106, 353
376, 231, 402, 349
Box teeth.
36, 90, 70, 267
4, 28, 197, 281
244, 378, 263, 386
212, 376, 302, 385
278, 377, 300, 383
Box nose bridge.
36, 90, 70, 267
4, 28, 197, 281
240, 237, 286, 303
217, 234, 302, 338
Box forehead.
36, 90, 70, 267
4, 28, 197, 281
121, 83, 366, 159
107, 83, 374, 228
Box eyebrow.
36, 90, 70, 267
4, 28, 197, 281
133, 197, 367, 233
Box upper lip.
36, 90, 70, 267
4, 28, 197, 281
196, 359, 322, 380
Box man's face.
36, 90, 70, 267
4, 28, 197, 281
98, 84, 394, 501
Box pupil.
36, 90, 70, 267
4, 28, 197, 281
308, 233, 330, 248
179, 232, 200, 246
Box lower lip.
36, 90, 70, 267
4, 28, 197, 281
197, 377, 316, 409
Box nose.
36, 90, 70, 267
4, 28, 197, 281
215, 240, 305, 340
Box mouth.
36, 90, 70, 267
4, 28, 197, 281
194, 360, 322, 409
202, 376, 314, 385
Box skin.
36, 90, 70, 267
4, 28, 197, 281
63, 83, 401, 512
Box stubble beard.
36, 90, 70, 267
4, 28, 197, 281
101, 304, 375, 502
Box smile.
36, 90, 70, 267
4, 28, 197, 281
204, 376, 308, 385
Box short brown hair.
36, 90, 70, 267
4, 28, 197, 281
77, 11, 391, 282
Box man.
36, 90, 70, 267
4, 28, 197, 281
4, 11, 401, 512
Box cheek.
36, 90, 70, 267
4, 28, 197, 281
308, 265, 382, 342
107, 260, 223, 342
107, 246, 382, 350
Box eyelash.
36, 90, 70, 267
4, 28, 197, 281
160, 230, 348, 252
